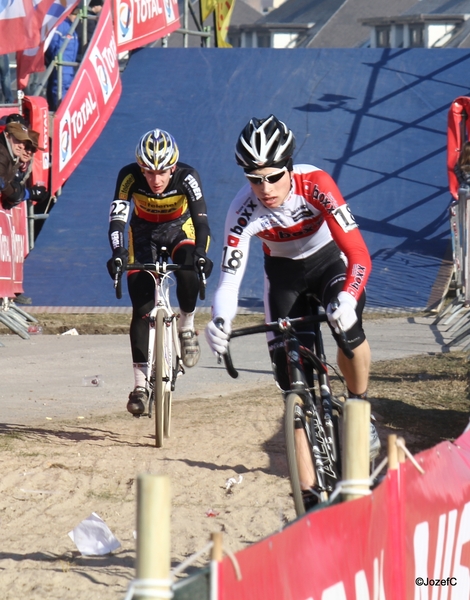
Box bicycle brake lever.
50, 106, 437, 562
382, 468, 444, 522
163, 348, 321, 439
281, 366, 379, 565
214, 318, 238, 378
113, 258, 122, 287
113, 258, 123, 300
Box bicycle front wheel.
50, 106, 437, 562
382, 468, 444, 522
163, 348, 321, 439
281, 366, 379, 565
163, 317, 179, 439
284, 393, 318, 518
154, 309, 171, 448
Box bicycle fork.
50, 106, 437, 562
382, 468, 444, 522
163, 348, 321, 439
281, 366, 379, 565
286, 337, 339, 493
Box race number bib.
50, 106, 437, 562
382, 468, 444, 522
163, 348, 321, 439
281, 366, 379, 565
222, 246, 244, 274
332, 204, 358, 232
109, 200, 130, 223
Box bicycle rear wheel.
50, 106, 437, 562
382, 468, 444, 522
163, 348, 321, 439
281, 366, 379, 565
285, 392, 324, 517
154, 309, 172, 448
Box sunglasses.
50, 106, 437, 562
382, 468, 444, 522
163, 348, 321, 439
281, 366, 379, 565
245, 167, 287, 185
24, 142, 37, 153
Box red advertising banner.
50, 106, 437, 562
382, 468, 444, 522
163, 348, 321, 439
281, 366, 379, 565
113, 0, 180, 53
51, 0, 121, 195
0, 0, 55, 54
217, 430, 470, 600
447, 96, 470, 200
0, 204, 28, 298
403, 433, 470, 597
22, 95, 50, 188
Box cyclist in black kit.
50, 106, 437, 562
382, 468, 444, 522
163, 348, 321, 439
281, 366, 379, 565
107, 128, 212, 415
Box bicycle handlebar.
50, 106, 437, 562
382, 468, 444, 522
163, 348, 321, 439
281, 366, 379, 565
218, 302, 354, 379
112, 254, 207, 301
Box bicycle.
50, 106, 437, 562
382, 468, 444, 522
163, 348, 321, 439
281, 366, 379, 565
217, 300, 353, 517
114, 247, 206, 448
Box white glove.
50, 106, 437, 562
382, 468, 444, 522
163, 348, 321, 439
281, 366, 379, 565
205, 319, 231, 355
326, 291, 358, 334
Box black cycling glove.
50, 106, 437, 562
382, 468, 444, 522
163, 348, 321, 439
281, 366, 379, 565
107, 247, 128, 279
194, 248, 213, 277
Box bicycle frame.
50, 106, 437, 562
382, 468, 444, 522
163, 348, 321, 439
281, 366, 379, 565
144, 268, 181, 418
112, 248, 205, 447
222, 309, 349, 506
278, 319, 341, 495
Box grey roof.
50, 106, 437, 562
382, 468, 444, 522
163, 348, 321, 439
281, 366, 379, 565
361, 0, 470, 47
249, 0, 419, 47
166, 0, 470, 48
401, 0, 470, 16
254, 0, 346, 44
310, 0, 420, 47
230, 0, 263, 25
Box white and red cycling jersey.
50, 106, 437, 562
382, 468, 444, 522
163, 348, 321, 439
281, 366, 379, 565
212, 163, 372, 323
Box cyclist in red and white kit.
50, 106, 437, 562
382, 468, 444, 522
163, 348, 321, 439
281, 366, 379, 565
205, 115, 380, 460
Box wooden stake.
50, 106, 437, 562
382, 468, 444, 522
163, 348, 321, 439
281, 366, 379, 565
210, 532, 223, 600
211, 532, 223, 561
342, 399, 371, 501
136, 474, 171, 600
388, 434, 398, 470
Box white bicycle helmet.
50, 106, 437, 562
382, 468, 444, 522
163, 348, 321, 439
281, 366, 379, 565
135, 129, 179, 171
235, 115, 295, 171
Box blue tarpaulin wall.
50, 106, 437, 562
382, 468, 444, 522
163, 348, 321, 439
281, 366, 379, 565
24, 48, 470, 310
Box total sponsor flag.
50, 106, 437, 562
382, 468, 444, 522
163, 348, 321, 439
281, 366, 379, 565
51, 0, 121, 194
0, 0, 55, 54
215, 0, 235, 48
199, 0, 216, 23
114, 0, 180, 54
16, 0, 80, 90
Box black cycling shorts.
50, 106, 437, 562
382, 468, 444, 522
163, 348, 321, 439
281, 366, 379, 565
264, 241, 367, 351
129, 213, 196, 264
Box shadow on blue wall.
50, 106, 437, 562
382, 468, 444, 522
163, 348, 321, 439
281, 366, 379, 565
24, 48, 470, 310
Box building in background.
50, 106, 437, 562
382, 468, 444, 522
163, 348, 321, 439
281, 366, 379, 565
361, 0, 470, 48
227, 0, 419, 48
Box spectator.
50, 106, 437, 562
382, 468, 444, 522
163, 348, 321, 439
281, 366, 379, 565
45, 10, 79, 111
87, 0, 103, 44
0, 121, 49, 210
0, 54, 13, 104
4, 114, 34, 183
0, 118, 49, 304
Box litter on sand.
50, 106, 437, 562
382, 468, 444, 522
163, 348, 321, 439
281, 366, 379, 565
68, 512, 121, 556
61, 328, 79, 335
225, 475, 243, 491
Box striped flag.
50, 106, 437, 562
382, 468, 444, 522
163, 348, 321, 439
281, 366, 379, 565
0, 0, 55, 54
15, 0, 79, 89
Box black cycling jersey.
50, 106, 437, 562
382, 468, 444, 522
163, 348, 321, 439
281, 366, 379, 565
108, 161, 210, 259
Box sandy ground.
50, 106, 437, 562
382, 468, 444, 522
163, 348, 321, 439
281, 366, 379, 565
0, 383, 298, 599
1, 313, 468, 599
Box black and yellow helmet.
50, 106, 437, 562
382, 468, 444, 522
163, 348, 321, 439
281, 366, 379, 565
135, 129, 179, 171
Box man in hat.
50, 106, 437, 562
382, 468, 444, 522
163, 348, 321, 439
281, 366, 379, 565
0, 120, 49, 210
